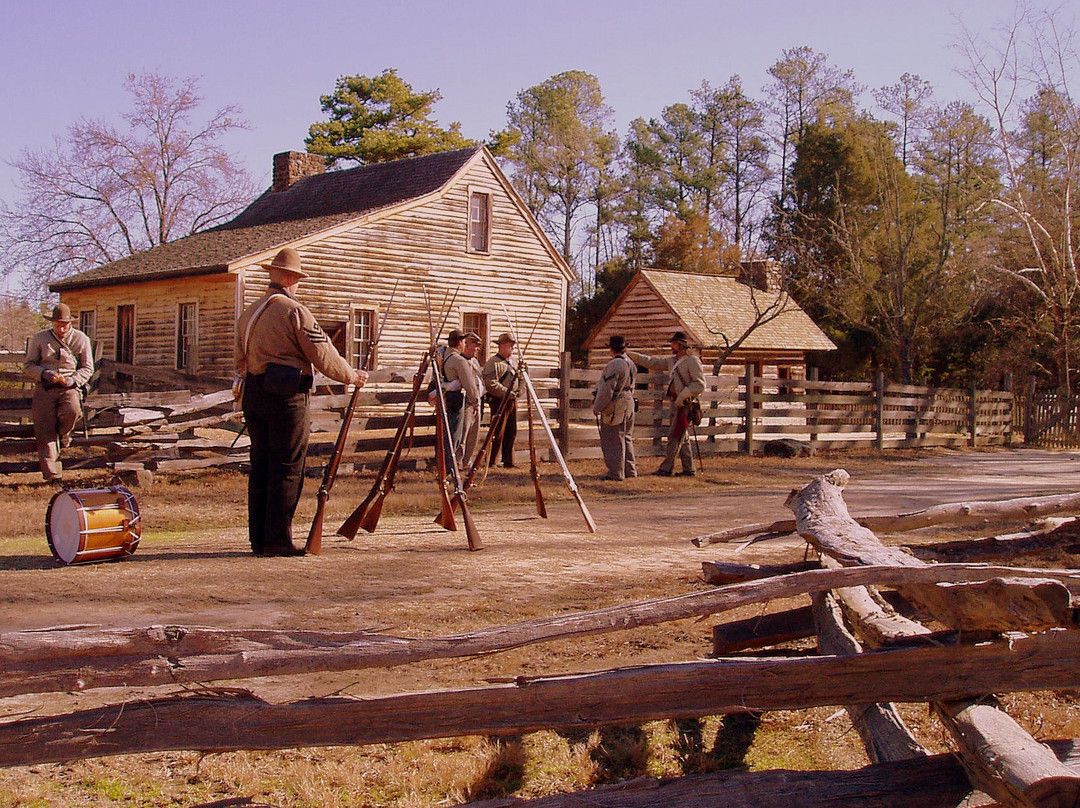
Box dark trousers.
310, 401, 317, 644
242, 374, 310, 554
487, 395, 518, 466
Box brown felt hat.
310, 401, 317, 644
670, 331, 690, 346
495, 332, 516, 345
447, 329, 466, 344
48, 303, 75, 323
259, 247, 309, 279
464, 332, 482, 344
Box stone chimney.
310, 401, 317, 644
272, 151, 325, 192
739, 259, 784, 293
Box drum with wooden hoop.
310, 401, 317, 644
46, 486, 142, 565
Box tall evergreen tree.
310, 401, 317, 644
498, 70, 617, 295
306, 69, 475, 166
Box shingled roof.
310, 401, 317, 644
641, 268, 836, 351
52, 147, 482, 291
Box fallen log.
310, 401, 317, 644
702, 560, 818, 585
787, 470, 1077, 633
936, 698, 1080, 808
812, 590, 928, 764
789, 470, 1080, 808
712, 606, 815, 654
906, 518, 1080, 563
4, 631, 1080, 767
461, 741, 1080, 808
5, 563, 1080, 698
692, 489, 1080, 546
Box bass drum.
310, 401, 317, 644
46, 486, 142, 565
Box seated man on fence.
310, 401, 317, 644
23, 304, 95, 483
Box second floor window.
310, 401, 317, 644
468, 191, 491, 253
352, 308, 374, 369
176, 302, 197, 372
116, 305, 135, 365
78, 310, 96, 348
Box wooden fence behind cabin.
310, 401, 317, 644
1022, 379, 1080, 449
0, 359, 1018, 475
560, 361, 1014, 459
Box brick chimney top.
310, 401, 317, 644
272, 151, 325, 192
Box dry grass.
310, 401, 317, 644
1, 447, 1077, 806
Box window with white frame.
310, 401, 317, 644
116, 305, 135, 364
468, 191, 491, 253
463, 312, 488, 363
78, 310, 96, 347
176, 302, 197, 372
351, 308, 375, 369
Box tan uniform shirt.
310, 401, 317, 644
482, 354, 517, 398
234, 287, 353, 385
592, 352, 636, 415
626, 350, 705, 407
24, 327, 94, 388
442, 348, 483, 407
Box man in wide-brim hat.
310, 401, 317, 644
23, 303, 95, 482
482, 332, 520, 468
234, 247, 366, 556
626, 331, 705, 477
592, 334, 637, 480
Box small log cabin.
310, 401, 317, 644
50, 147, 572, 384
583, 265, 835, 378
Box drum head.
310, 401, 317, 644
47, 492, 83, 565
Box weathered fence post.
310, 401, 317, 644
874, 372, 886, 450
743, 363, 755, 455
969, 378, 979, 449
558, 351, 571, 456
1025, 375, 1037, 445
807, 366, 819, 446
1003, 372, 1013, 447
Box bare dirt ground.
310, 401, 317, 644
2, 447, 1080, 806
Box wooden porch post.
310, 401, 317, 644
969, 378, 979, 449
1024, 375, 1037, 445
558, 351, 571, 456
1003, 372, 1013, 447
743, 363, 755, 455
874, 372, 885, 450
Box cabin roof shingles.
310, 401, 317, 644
52, 147, 481, 291
641, 268, 837, 352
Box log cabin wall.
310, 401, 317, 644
58, 273, 237, 380
585, 279, 683, 369
236, 155, 568, 372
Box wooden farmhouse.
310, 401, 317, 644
50, 146, 572, 385
583, 265, 836, 377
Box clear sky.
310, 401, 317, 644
0, 0, 1055, 292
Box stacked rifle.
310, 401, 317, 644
330, 288, 597, 550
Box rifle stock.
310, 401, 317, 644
522, 366, 597, 533
433, 413, 457, 531
304, 383, 362, 554
337, 352, 429, 539
525, 385, 547, 518
424, 284, 481, 550
434, 372, 518, 525
305, 282, 398, 553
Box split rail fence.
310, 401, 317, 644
3, 475, 1080, 807
0, 358, 1016, 476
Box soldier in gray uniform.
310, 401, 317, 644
433, 329, 483, 465
627, 331, 705, 477
592, 335, 637, 481
24, 303, 94, 482
482, 332, 518, 468
234, 247, 367, 556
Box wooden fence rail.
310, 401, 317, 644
0, 359, 1018, 474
